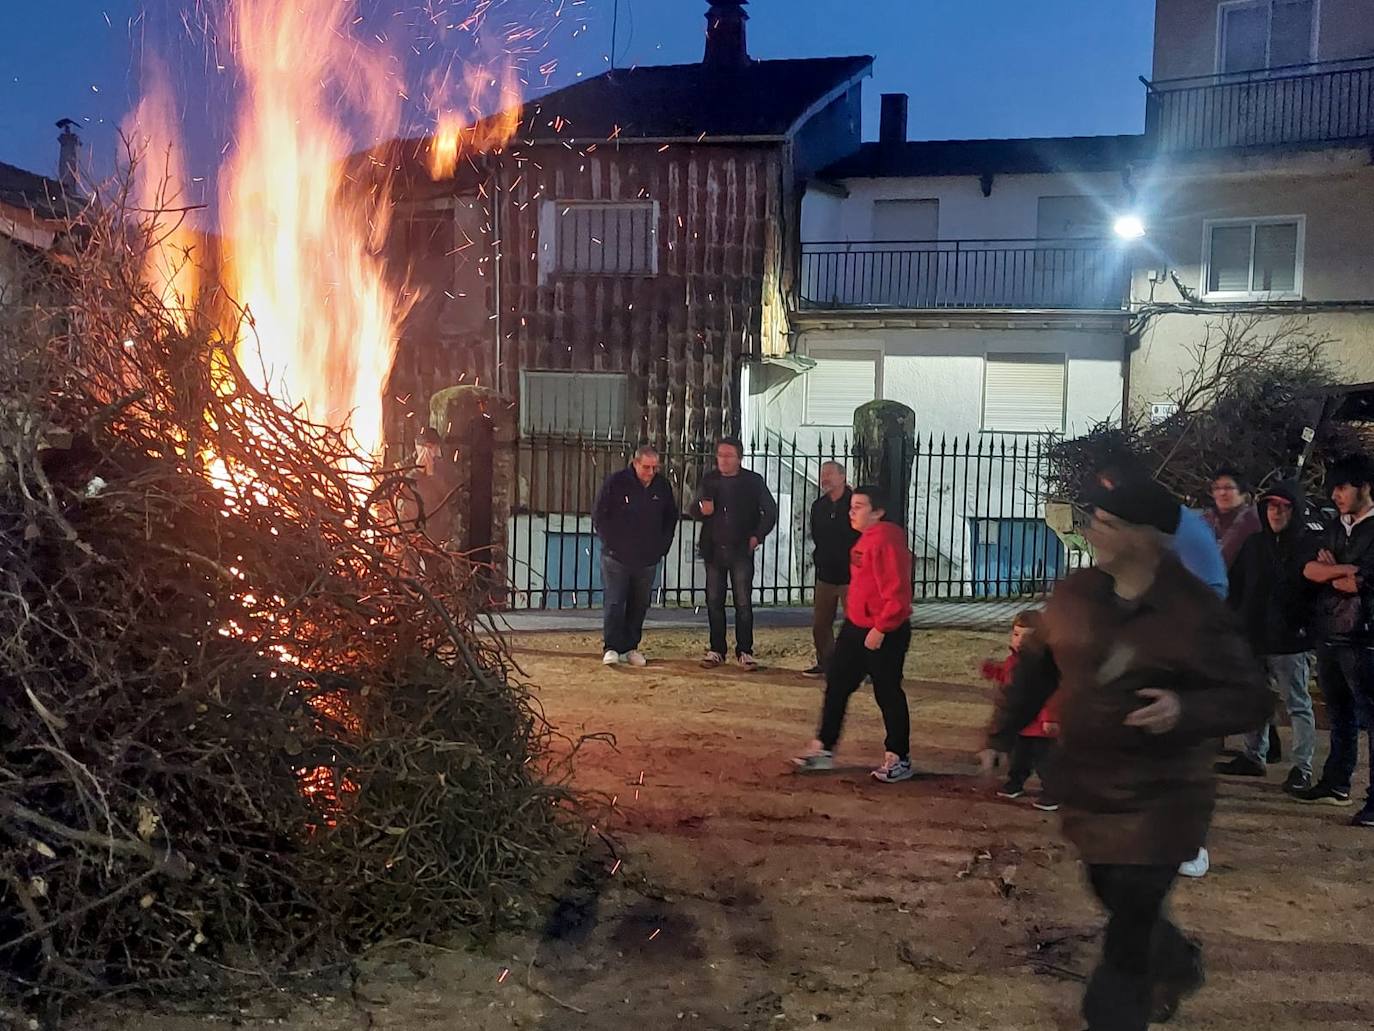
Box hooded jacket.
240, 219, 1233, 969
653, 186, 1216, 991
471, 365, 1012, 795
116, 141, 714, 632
1227, 481, 1319, 656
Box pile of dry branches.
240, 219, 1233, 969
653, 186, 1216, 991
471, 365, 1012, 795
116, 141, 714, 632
0, 193, 589, 1024
1048, 314, 1366, 503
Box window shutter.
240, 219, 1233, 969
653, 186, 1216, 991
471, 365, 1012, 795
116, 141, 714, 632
983, 355, 1066, 433
804, 350, 880, 426
521, 372, 630, 434
1270, 1, 1315, 68
1208, 225, 1254, 293
547, 201, 658, 275
1253, 222, 1298, 292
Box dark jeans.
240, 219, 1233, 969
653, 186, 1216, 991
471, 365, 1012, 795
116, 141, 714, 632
1314, 644, 1374, 799
817, 620, 912, 758
1084, 864, 1196, 1031
706, 557, 756, 656
601, 554, 656, 654
1007, 736, 1053, 791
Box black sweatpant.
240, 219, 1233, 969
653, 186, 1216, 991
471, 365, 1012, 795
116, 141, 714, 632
1083, 864, 1198, 1031
1007, 736, 1054, 792
817, 620, 912, 758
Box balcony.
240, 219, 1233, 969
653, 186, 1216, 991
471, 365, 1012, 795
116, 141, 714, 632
798, 239, 1129, 312
1146, 56, 1374, 154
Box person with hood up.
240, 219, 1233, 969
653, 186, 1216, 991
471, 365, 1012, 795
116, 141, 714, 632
1216, 480, 1319, 790
982, 473, 1270, 1031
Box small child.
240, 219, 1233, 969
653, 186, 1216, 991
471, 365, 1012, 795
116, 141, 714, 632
980, 610, 1060, 812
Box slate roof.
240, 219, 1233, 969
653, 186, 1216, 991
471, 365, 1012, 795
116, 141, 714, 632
0, 159, 76, 221
516, 56, 873, 142
818, 133, 1147, 179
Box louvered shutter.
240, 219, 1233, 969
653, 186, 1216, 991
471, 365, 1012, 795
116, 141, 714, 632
804, 348, 880, 426
983, 355, 1065, 434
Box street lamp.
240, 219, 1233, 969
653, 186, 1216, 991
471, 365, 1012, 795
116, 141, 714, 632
1113, 214, 1146, 241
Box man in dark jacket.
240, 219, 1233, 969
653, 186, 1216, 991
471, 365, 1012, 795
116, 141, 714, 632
1297, 455, 1374, 826
1217, 480, 1319, 789
804, 461, 860, 678
983, 475, 1270, 1031
593, 446, 678, 668
692, 436, 778, 671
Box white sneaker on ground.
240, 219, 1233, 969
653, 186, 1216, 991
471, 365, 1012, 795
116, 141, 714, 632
1178, 848, 1210, 878
625, 650, 648, 668
792, 741, 834, 772
602, 649, 621, 666
737, 653, 760, 671
871, 752, 914, 783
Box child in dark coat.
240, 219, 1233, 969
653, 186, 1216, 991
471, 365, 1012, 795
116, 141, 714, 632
981, 610, 1060, 811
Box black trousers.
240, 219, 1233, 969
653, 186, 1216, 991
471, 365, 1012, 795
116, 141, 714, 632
1083, 864, 1197, 1031
1007, 736, 1054, 790
817, 620, 912, 758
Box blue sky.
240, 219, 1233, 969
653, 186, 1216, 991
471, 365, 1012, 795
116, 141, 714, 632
0, 0, 1156, 184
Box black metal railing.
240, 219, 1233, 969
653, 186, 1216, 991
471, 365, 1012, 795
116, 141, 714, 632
798, 239, 1129, 311
505, 431, 1081, 609
1146, 56, 1374, 153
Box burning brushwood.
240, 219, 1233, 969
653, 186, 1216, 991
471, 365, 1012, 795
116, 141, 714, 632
0, 182, 591, 1025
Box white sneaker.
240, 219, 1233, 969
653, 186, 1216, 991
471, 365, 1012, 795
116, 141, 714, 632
602, 649, 622, 666
871, 752, 914, 783
1178, 848, 1210, 878
625, 650, 648, 668
792, 741, 834, 772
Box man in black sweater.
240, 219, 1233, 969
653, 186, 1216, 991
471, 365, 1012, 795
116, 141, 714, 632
804, 461, 860, 678
692, 436, 778, 671
593, 446, 678, 668
1298, 455, 1374, 827
1217, 480, 1319, 790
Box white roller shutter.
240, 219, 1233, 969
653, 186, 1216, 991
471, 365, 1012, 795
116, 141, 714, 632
983, 354, 1066, 434
804, 347, 881, 427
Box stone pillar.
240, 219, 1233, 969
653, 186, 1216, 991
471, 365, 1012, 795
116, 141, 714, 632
429, 385, 517, 604
852, 400, 915, 526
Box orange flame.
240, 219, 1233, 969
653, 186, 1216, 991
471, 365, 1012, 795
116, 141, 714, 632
218, 0, 404, 459
124, 56, 200, 331
427, 62, 522, 181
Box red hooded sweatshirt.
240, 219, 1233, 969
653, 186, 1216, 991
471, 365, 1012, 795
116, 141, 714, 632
846, 520, 913, 632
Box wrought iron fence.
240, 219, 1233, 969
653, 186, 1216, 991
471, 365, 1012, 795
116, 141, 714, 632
799, 239, 1129, 311
1146, 56, 1374, 153
505, 431, 1081, 609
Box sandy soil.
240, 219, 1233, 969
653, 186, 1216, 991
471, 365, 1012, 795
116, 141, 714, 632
85, 627, 1374, 1031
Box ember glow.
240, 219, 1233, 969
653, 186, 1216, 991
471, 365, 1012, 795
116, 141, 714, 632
218, 0, 405, 460
427, 62, 522, 180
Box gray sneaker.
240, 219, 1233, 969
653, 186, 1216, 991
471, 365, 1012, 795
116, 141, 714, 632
792, 747, 834, 772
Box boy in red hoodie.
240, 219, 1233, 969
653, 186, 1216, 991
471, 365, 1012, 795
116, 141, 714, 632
981, 609, 1060, 811
794, 485, 916, 783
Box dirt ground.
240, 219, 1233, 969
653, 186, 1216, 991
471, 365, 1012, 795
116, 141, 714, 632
87, 627, 1374, 1031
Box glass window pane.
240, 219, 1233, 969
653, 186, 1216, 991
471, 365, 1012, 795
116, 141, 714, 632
1270, 1, 1315, 68
1221, 3, 1268, 74
1208, 225, 1254, 292
1253, 222, 1298, 292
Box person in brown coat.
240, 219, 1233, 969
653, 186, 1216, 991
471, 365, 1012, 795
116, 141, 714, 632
982, 475, 1270, 1031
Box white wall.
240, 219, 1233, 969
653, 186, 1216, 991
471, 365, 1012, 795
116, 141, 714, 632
803, 171, 1130, 242
759, 324, 1126, 448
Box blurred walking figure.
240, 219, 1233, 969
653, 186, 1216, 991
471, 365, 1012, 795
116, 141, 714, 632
982, 609, 1060, 810
593, 446, 678, 668
804, 461, 859, 678
983, 474, 1269, 1031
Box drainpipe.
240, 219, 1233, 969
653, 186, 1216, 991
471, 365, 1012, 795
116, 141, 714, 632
491, 162, 503, 395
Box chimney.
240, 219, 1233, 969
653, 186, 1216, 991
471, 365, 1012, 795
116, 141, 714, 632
704, 0, 750, 69
879, 94, 909, 148
56, 118, 82, 195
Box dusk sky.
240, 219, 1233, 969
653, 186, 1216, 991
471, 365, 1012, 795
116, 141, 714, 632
1, 0, 1156, 190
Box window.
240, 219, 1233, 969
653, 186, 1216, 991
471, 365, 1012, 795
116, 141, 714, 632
1218, 0, 1316, 74
982, 354, 1066, 434
539, 200, 659, 277
1203, 217, 1303, 298
871, 199, 938, 242
803, 346, 881, 426
520, 371, 631, 435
